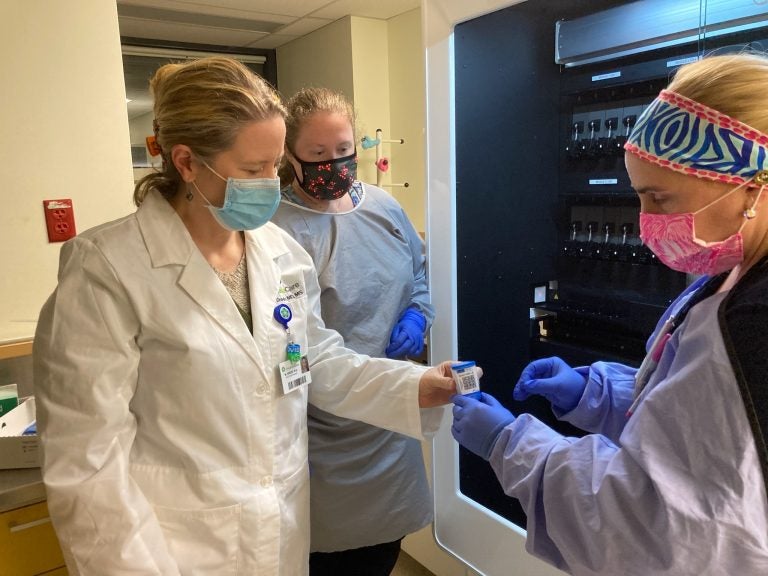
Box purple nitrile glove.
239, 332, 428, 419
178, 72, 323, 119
385, 308, 427, 359
451, 392, 515, 460
513, 356, 586, 412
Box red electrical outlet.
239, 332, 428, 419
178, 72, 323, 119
43, 199, 77, 243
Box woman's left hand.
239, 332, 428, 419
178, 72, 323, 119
419, 360, 482, 407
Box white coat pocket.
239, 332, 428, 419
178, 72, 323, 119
154, 502, 241, 575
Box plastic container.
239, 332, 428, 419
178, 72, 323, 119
0, 383, 19, 417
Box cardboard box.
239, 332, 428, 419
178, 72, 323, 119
0, 397, 40, 469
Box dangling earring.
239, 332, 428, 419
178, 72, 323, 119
186, 184, 194, 202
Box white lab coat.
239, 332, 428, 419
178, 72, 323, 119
33, 190, 440, 575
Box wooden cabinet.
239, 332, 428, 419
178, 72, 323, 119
0, 500, 67, 575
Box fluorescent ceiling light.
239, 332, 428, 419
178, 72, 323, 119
122, 45, 266, 64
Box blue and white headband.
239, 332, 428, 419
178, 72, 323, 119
624, 89, 768, 186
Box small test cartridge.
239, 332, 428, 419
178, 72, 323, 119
451, 361, 481, 399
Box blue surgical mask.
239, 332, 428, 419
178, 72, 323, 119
193, 161, 280, 231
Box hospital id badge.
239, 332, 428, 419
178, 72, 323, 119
279, 356, 311, 394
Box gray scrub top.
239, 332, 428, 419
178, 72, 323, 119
272, 182, 435, 552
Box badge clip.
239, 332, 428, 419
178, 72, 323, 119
274, 304, 301, 363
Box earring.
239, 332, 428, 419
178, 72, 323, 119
754, 170, 768, 186
186, 184, 194, 202
744, 171, 768, 219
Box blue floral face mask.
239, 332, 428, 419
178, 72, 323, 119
193, 161, 280, 231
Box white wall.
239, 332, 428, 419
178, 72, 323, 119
276, 18, 355, 100
349, 17, 392, 188
388, 9, 427, 232
278, 17, 384, 187
0, 0, 134, 343
277, 15, 429, 221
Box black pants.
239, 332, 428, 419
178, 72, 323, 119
309, 538, 403, 576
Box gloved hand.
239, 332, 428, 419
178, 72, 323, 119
512, 356, 586, 412
385, 308, 427, 358
451, 392, 515, 460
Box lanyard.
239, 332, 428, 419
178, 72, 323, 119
627, 274, 724, 416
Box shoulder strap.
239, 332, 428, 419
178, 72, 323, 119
718, 258, 768, 494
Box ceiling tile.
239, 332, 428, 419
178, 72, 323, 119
118, 0, 332, 19
310, 0, 420, 20
117, 1, 423, 60
117, 3, 289, 31
275, 17, 334, 36
119, 17, 270, 47
246, 34, 300, 49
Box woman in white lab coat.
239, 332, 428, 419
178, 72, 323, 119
32, 57, 454, 576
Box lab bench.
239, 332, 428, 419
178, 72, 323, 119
0, 336, 67, 575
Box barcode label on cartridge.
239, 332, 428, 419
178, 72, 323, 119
458, 373, 478, 393
452, 362, 480, 396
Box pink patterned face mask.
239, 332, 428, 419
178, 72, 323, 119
639, 213, 744, 275
639, 180, 762, 276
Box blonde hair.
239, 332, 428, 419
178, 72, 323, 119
667, 52, 768, 135
133, 57, 286, 206
278, 87, 356, 187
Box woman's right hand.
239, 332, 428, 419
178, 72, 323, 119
513, 356, 586, 412
418, 360, 459, 407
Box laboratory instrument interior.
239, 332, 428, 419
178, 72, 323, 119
427, 0, 768, 573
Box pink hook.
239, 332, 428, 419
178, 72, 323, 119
376, 157, 390, 172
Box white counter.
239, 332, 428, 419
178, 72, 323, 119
0, 323, 35, 362
0, 322, 36, 345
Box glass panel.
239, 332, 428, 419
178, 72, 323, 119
453, 0, 768, 532
122, 51, 266, 183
